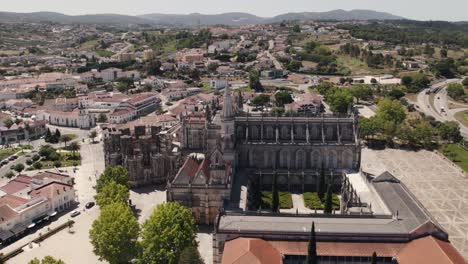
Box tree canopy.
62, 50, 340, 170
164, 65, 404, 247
89, 202, 139, 264
28, 256, 65, 264
139, 202, 198, 264
275, 91, 294, 107
351, 84, 373, 103
447, 83, 465, 100
96, 166, 129, 192
95, 181, 130, 208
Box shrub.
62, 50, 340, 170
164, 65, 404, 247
53, 161, 62, 168
26, 159, 33, 165
33, 162, 43, 170
32, 154, 41, 162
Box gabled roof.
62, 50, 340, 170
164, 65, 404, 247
221, 238, 281, 264
373, 171, 400, 183
396, 236, 467, 264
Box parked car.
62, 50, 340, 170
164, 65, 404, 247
85, 202, 95, 209
70, 211, 80, 217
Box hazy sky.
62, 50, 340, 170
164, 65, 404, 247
1, 0, 467, 21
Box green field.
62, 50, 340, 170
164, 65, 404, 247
442, 143, 468, 173
80, 39, 99, 49
95, 49, 115, 58
261, 191, 293, 209
0, 148, 19, 161
303, 192, 340, 210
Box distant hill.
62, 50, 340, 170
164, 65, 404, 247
140, 12, 265, 26
267, 9, 404, 23
0, 11, 153, 25
0, 9, 405, 26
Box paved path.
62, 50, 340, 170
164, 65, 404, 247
363, 147, 468, 258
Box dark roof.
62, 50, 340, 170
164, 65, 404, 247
218, 171, 447, 242
373, 171, 401, 183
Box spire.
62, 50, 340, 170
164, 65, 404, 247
222, 82, 234, 120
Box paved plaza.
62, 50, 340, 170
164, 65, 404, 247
362, 147, 468, 258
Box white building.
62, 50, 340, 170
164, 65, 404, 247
210, 79, 229, 90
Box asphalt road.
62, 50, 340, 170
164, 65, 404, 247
416, 79, 468, 139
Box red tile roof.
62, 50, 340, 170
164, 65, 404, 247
0, 205, 18, 223
396, 236, 467, 264
222, 238, 282, 264
30, 182, 73, 200
0, 194, 29, 209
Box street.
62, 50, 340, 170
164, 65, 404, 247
416, 79, 468, 139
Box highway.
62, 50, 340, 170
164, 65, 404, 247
416, 79, 468, 139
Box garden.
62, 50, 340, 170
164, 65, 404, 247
303, 192, 340, 210
260, 191, 293, 209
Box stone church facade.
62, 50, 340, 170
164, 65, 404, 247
168, 86, 361, 224
103, 125, 180, 187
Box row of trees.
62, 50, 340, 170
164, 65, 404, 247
359, 98, 462, 147
90, 166, 202, 264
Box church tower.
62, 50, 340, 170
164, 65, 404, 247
220, 83, 235, 164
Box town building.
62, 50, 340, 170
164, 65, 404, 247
0, 172, 76, 245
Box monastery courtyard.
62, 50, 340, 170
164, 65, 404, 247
362, 147, 468, 259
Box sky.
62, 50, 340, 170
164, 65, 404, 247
1, 0, 467, 21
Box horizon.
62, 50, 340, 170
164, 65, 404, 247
0, 0, 467, 22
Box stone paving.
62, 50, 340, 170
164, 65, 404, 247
362, 147, 468, 258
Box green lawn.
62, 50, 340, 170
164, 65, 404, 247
0, 148, 19, 160
63, 134, 78, 140
261, 191, 293, 209
80, 39, 99, 49
95, 49, 115, 58
441, 143, 468, 173
201, 82, 214, 93
34, 153, 81, 170
303, 192, 340, 210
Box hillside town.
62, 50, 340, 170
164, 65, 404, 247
0, 9, 467, 264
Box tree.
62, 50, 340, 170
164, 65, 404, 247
306, 222, 317, 264
55, 129, 61, 139
440, 49, 448, 58
96, 166, 129, 192
4, 171, 14, 179
28, 256, 65, 264
178, 246, 204, 264
249, 70, 263, 92
447, 83, 465, 100
146, 60, 162, 75
275, 91, 293, 107
89, 130, 98, 143
438, 121, 462, 143
376, 99, 406, 125
351, 84, 373, 103
13, 163, 25, 173
318, 166, 326, 200
292, 24, 301, 33
68, 141, 80, 155
287, 60, 303, 72
59, 134, 73, 148
324, 184, 334, 214
90, 202, 139, 264
271, 173, 279, 213
237, 90, 243, 110
359, 117, 378, 140
45, 128, 52, 141
463, 78, 468, 87
371, 252, 377, 264
388, 88, 405, 100
97, 113, 108, 123
3, 118, 14, 129
413, 120, 434, 148
326, 88, 353, 114
251, 94, 270, 109
95, 181, 130, 208
139, 202, 197, 264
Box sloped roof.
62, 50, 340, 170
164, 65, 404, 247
221, 238, 282, 264
373, 171, 401, 183
396, 236, 467, 264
